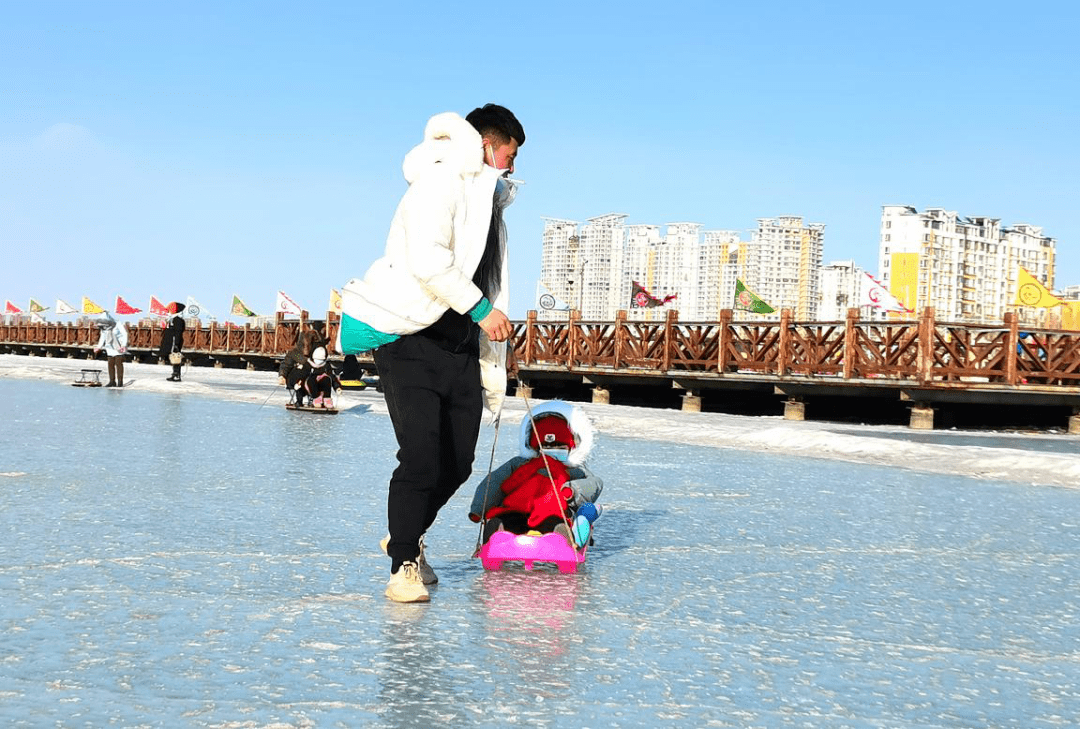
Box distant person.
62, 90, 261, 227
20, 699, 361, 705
304, 346, 341, 408
338, 104, 523, 602
279, 329, 321, 407
159, 302, 186, 382
93, 315, 129, 388
309, 320, 329, 352
339, 354, 366, 389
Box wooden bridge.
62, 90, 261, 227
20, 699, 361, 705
4, 308, 1080, 431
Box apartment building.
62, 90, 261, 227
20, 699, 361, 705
878, 205, 1056, 324
819, 260, 866, 321
742, 216, 825, 320
540, 214, 827, 321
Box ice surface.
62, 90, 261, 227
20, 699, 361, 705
2, 354, 1079, 726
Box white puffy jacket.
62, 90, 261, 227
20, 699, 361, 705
341, 112, 512, 416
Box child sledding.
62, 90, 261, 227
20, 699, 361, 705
470, 400, 603, 572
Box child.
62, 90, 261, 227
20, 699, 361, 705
469, 401, 602, 547
304, 346, 341, 408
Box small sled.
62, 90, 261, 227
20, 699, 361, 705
339, 379, 367, 391
478, 530, 587, 573
286, 403, 338, 415
72, 369, 103, 387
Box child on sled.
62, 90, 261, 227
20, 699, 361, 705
469, 400, 602, 548
304, 346, 341, 408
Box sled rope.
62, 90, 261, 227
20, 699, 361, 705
473, 404, 505, 556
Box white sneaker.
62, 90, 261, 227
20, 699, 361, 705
385, 561, 430, 603
379, 535, 438, 585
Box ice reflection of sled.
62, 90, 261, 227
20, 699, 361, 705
478, 530, 587, 573
72, 369, 103, 387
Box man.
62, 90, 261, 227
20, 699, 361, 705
93, 315, 129, 387
338, 104, 524, 602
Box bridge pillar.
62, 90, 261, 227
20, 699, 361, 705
909, 404, 934, 430
514, 382, 532, 398
592, 386, 610, 405
681, 391, 701, 413
783, 397, 805, 421
1069, 408, 1080, 435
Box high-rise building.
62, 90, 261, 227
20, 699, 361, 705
540, 213, 826, 322
819, 260, 866, 321
701, 230, 744, 320
742, 216, 825, 320
878, 205, 1056, 324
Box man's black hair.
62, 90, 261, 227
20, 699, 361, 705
466, 104, 525, 147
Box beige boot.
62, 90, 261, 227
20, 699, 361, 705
385, 562, 430, 603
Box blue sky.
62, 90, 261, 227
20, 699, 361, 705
2, 1, 1077, 319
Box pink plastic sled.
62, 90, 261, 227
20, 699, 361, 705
478, 530, 587, 573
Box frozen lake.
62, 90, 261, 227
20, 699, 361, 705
2, 355, 1079, 727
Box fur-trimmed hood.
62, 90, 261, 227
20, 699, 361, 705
519, 400, 595, 466
401, 112, 485, 184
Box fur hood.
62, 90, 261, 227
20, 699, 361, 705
401, 112, 484, 184
519, 400, 595, 466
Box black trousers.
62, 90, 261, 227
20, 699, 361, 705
373, 335, 482, 571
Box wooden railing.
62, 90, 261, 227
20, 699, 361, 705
510, 308, 1080, 388
4, 308, 1080, 388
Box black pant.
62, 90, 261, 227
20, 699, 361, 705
374, 335, 482, 571
306, 373, 333, 399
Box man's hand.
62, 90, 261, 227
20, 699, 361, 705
478, 308, 513, 342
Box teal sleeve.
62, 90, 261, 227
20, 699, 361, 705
468, 297, 493, 323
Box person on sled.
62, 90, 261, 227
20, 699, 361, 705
469, 400, 602, 547
279, 329, 321, 407
304, 346, 341, 409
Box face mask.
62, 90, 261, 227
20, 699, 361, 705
495, 176, 518, 206
542, 448, 570, 463
484, 143, 521, 205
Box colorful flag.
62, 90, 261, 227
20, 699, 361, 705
82, 297, 105, 314
56, 299, 78, 315
1015, 266, 1062, 308
185, 296, 209, 319
859, 272, 913, 313
328, 288, 342, 315
30, 311, 46, 323
5, 300, 23, 314
630, 280, 677, 309
536, 281, 571, 311
733, 279, 775, 314
115, 296, 142, 315
29, 299, 49, 313
231, 295, 257, 317
275, 291, 303, 316
149, 296, 171, 316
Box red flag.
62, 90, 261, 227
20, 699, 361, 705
5, 300, 23, 314
630, 281, 677, 309
149, 296, 170, 316
115, 296, 142, 315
